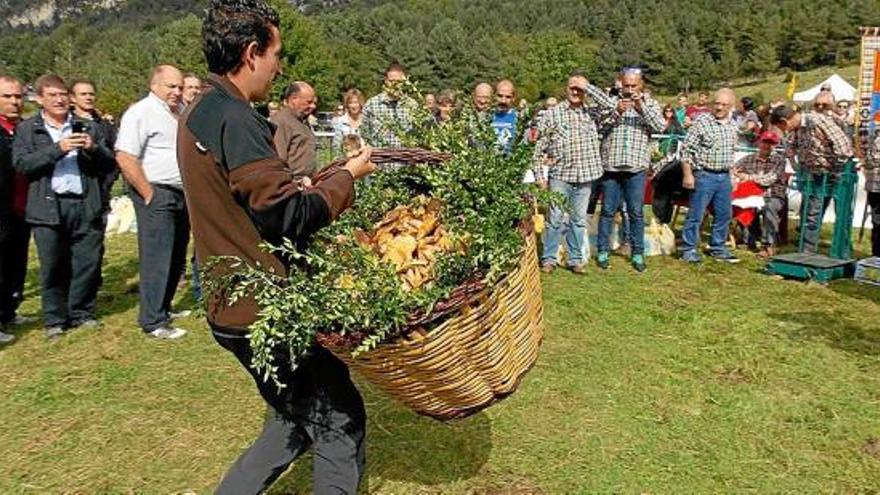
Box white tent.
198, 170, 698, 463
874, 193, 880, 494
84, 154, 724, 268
792, 73, 857, 103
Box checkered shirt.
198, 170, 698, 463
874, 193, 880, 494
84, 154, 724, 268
864, 132, 880, 193
584, 84, 665, 172
785, 112, 853, 173
360, 92, 415, 148
734, 151, 787, 199
532, 101, 603, 184
681, 113, 738, 172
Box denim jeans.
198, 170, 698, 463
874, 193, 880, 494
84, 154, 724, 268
131, 185, 190, 332
598, 171, 646, 255
542, 179, 592, 266
681, 170, 732, 255
802, 172, 838, 254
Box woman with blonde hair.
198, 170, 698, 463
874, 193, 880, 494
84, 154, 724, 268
333, 88, 365, 152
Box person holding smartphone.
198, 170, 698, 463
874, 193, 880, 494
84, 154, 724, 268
12, 74, 116, 338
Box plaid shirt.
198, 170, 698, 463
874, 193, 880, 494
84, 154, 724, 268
784, 112, 853, 173
682, 113, 738, 172
734, 151, 787, 199
532, 101, 603, 183
584, 84, 666, 172
360, 92, 415, 148
864, 132, 880, 193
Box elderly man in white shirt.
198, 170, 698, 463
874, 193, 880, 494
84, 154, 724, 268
116, 65, 189, 340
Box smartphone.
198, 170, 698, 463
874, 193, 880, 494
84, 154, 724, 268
71, 121, 85, 134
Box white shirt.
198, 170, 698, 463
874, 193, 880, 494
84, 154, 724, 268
115, 92, 182, 188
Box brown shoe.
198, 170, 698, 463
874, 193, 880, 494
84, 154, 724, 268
570, 264, 586, 275
541, 263, 555, 273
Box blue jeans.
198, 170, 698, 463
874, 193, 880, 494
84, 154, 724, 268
598, 171, 646, 255
681, 170, 732, 255
542, 179, 592, 266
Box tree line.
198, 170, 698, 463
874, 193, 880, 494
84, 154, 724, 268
0, 0, 876, 115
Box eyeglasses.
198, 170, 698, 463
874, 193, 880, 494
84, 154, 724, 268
621, 66, 642, 75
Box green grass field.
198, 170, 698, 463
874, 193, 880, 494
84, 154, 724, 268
1, 224, 879, 493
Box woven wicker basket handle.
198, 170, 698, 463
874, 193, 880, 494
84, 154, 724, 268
313, 147, 453, 183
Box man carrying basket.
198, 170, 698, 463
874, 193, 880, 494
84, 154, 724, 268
177, 1, 376, 493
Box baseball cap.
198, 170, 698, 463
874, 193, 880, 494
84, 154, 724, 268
758, 130, 780, 144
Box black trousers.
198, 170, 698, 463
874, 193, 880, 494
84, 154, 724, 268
212, 328, 366, 495
868, 191, 880, 257
31, 196, 104, 328
130, 185, 190, 332
0, 214, 30, 324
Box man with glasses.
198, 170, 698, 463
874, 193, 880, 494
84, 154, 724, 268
583, 67, 665, 272
679, 88, 741, 264
12, 74, 116, 338
533, 70, 604, 274
116, 65, 191, 340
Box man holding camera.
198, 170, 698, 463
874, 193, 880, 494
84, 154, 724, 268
13, 74, 116, 338
116, 65, 191, 340
584, 67, 665, 272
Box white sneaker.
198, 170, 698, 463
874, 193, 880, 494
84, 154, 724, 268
0, 330, 15, 344
169, 310, 192, 320
146, 327, 187, 340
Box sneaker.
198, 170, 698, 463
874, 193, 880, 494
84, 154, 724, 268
596, 252, 610, 270
72, 319, 101, 329
169, 309, 192, 320
45, 326, 65, 339
540, 262, 555, 273
10, 315, 37, 326
711, 252, 741, 264
681, 251, 702, 264
0, 330, 15, 344
146, 327, 187, 340
569, 264, 586, 275
631, 254, 647, 273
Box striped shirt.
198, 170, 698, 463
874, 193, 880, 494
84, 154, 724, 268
584, 84, 665, 172
734, 151, 787, 199
682, 113, 738, 172
532, 101, 603, 183
784, 112, 853, 173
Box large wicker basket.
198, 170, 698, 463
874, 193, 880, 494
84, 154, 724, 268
315, 149, 545, 421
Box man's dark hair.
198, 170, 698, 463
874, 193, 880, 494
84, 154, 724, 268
69, 79, 96, 93
770, 105, 795, 125
384, 61, 406, 77
740, 96, 755, 111
34, 74, 67, 96
203, 0, 280, 75
568, 69, 588, 79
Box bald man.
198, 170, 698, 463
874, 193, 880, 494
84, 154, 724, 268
493, 79, 518, 152
472, 82, 493, 116
679, 88, 740, 264
271, 81, 318, 179
116, 65, 191, 339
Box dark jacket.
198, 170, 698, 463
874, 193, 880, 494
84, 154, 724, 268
0, 126, 13, 219
12, 112, 116, 226
178, 74, 354, 332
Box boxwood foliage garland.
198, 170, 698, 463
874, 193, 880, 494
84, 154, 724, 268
204, 83, 547, 388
